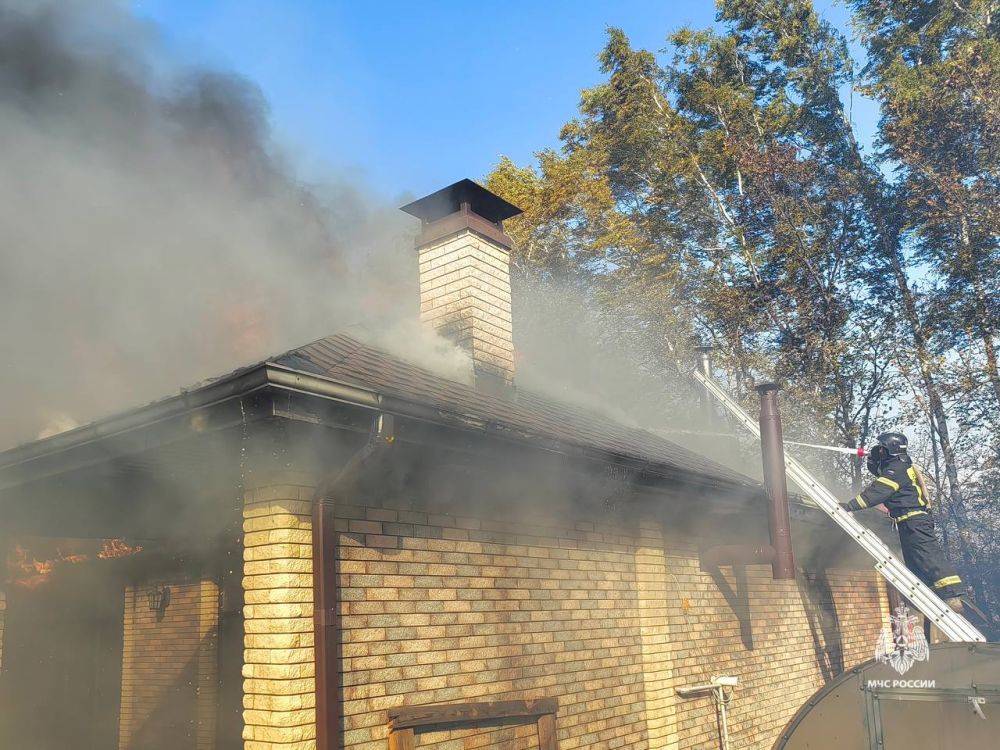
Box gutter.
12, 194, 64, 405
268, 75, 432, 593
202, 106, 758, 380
0, 361, 761, 497
265, 364, 761, 496
0, 365, 271, 474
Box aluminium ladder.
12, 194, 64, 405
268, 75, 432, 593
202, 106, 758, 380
694, 369, 986, 643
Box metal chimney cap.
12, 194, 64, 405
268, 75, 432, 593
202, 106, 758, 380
755, 382, 780, 394
400, 179, 523, 224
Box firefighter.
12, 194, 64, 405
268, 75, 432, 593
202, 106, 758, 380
840, 432, 965, 617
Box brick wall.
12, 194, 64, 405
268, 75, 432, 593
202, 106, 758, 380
650, 538, 885, 747
0, 588, 5, 672
242, 487, 887, 750
241, 485, 316, 750
118, 578, 220, 750
337, 505, 651, 750
417, 231, 515, 383
635, 520, 678, 747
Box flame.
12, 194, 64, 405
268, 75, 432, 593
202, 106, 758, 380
98, 538, 144, 559
8, 543, 60, 589
6, 537, 144, 588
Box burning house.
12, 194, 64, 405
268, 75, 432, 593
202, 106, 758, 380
0, 180, 891, 750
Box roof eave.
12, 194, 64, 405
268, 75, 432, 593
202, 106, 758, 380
263, 363, 760, 495
0, 361, 760, 496
0, 364, 271, 479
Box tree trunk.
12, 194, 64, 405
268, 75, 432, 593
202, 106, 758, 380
834, 370, 863, 491
959, 216, 1000, 408
982, 330, 1000, 408
928, 423, 951, 557
971, 275, 1000, 409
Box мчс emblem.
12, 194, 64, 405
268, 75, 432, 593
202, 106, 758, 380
875, 605, 930, 675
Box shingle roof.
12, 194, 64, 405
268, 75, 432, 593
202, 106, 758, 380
272, 333, 757, 489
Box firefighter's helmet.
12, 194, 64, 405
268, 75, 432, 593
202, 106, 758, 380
877, 432, 908, 456
867, 432, 908, 475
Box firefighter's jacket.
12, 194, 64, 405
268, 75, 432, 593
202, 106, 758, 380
843, 456, 929, 522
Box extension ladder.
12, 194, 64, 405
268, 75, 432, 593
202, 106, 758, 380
694, 369, 986, 643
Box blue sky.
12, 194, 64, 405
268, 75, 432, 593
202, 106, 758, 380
132, 0, 875, 202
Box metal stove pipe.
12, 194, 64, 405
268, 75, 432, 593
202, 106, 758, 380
756, 383, 796, 579
695, 343, 715, 426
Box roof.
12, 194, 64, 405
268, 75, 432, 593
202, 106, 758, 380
0, 330, 759, 493
400, 179, 523, 224
272, 333, 757, 489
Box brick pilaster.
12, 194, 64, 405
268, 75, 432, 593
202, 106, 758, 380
635, 520, 679, 749
242, 485, 316, 750
0, 587, 6, 673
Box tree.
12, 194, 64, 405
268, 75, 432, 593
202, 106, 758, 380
485, 0, 998, 620
846, 0, 999, 613
847, 0, 999, 403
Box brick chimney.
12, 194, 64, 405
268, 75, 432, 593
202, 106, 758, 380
401, 179, 522, 390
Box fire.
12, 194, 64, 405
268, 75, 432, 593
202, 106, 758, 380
8, 543, 66, 589
6, 537, 144, 588
98, 538, 144, 559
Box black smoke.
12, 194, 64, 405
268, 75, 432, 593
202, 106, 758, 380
0, 0, 427, 449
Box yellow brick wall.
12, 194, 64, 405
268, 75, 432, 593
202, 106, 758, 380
651, 537, 884, 748
418, 231, 515, 382
0, 588, 5, 672
332, 502, 885, 750
635, 520, 678, 748
241, 485, 316, 750
241, 487, 886, 750
118, 577, 220, 750
337, 506, 650, 750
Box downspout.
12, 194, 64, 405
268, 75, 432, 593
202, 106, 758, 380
312, 413, 395, 750
757, 383, 795, 579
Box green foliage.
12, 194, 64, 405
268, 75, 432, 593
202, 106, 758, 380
485, 0, 999, 627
